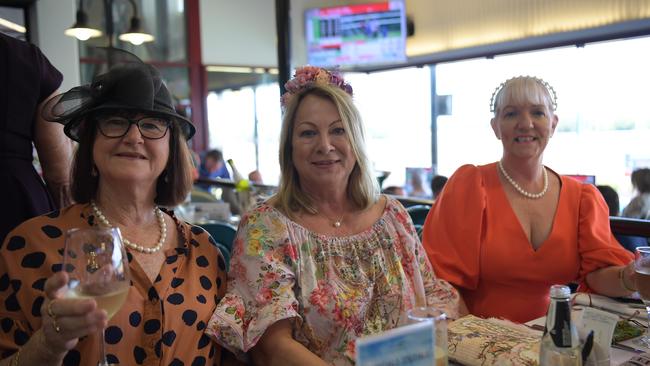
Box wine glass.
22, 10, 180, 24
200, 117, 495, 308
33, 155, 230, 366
63, 227, 131, 366
634, 246, 650, 347
407, 307, 449, 366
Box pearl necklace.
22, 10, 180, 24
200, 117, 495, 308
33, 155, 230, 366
497, 160, 549, 199
90, 201, 167, 254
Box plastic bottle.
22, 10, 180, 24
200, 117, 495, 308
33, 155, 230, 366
539, 285, 582, 366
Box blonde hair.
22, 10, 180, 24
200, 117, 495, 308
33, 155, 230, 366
274, 84, 379, 217
492, 76, 557, 116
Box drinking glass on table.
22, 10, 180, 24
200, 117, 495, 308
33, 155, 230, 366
634, 246, 650, 347
407, 306, 449, 366
63, 227, 131, 366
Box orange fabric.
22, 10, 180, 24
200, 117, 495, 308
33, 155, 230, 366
0, 204, 228, 365
422, 163, 632, 323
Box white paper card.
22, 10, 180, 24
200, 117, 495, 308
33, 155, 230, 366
579, 306, 619, 354
356, 321, 435, 366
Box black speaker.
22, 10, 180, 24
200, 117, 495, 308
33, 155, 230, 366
406, 15, 415, 37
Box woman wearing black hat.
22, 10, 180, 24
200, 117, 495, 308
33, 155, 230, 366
0, 50, 229, 365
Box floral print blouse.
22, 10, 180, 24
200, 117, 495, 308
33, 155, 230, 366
206, 196, 459, 365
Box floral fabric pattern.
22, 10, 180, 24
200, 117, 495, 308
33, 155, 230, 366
206, 196, 459, 365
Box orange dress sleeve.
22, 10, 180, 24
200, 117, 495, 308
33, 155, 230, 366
576, 182, 633, 289
421, 165, 486, 292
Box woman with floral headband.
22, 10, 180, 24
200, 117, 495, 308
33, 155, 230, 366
422, 76, 636, 323
206, 66, 460, 365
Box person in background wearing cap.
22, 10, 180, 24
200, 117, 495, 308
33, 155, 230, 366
0, 49, 231, 365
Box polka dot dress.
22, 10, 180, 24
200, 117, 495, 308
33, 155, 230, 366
0, 204, 228, 365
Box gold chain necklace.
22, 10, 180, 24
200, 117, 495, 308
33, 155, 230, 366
317, 210, 344, 228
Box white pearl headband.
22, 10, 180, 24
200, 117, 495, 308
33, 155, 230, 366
490, 76, 558, 113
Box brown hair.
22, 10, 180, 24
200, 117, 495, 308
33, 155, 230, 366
71, 113, 194, 206
631, 168, 650, 194
274, 84, 378, 217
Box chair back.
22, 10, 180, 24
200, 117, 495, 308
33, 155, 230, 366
200, 222, 237, 252
407, 205, 432, 226
199, 222, 237, 270
610, 217, 650, 252
214, 242, 231, 271
406, 204, 432, 239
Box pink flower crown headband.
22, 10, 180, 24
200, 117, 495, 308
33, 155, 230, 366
280, 66, 353, 108
489, 76, 558, 113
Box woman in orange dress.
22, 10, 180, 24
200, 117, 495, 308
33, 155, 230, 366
422, 76, 636, 323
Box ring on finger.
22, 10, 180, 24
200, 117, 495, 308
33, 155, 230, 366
46, 300, 56, 318
47, 301, 61, 333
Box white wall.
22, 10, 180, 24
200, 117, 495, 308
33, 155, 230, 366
35, 0, 80, 91
200, 0, 277, 66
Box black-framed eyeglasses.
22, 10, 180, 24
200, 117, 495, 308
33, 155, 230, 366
97, 116, 170, 139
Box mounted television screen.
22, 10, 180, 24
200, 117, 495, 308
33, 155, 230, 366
305, 1, 407, 68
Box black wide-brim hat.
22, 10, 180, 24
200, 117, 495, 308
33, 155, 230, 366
42, 48, 195, 141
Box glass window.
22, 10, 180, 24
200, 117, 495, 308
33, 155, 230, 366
207, 88, 257, 178
345, 67, 433, 188
204, 35, 650, 211
255, 84, 282, 185
206, 70, 280, 185
78, 0, 187, 63
0, 6, 26, 41
435, 36, 650, 207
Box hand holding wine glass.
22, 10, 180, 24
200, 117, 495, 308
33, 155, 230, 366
63, 227, 131, 366
39, 271, 108, 364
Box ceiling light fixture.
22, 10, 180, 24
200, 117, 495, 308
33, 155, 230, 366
64, 0, 154, 46
64, 0, 102, 41
118, 0, 155, 45
0, 18, 27, 33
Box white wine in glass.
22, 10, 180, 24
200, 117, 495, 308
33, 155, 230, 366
634, 246, 650, 347
63, 227, 131, 366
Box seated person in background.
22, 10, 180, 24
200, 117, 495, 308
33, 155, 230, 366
596, 184, 620, 216
382, 185, 406, 196
0, 49, 229, 365
598, 184, 648, 252
622, 167, 650, 220
196, 149, 244, 215
422, 76, 636, 324
248, 169, 263, 184
207, 66, 460, 365
430, 175, 448, 201
199, 149, 230, 182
